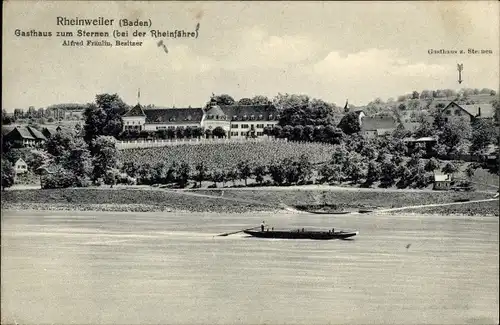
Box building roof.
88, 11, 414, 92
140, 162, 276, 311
2, 126, 47, 141
443, 101, 472, 117
14, 127, 36, 140
461, 103, 494, 119
42, 127, 59, 137
220, 104, 279, 121
404, 136, 438, 143
27, 126, 47, 141
123, 104, 146, 117
15, 158, 27, 165
205, 105, 226, 117
144, 108, 204, 124
121, 104, 280, 123
56, 125, 77, 135
42, 125, 75, 137
361, 116, 397, 131
2, 125, 16, 136
443, 101, 495, 119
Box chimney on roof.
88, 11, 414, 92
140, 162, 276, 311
477, 106, 481, 117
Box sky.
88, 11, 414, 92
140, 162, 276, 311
2, 1, 499, 111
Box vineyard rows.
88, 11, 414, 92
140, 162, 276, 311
119, 141, 335, 170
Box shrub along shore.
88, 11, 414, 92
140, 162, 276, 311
1, 187, 498, 216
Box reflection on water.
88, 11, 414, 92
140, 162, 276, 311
1, 210, 499, 325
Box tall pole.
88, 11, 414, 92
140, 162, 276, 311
457, 63, 463, 84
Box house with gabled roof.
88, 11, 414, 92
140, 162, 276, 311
219, 104, 279, 138
433, 173, 453, 190
121, 100, 280, 139
203, 105, 230, 135
122, 103, 146, 131
42, 124, 79, 138
14, 158, 28, 174
2, 125, 47, 147
441, 101, 495, 123
338, 104, 367, 133
42, 127, 59, 138
360, 115, 398, 138
122, 103, 204, 132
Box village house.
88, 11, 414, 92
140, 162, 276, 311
42, 126, 60, 138
340, 104, 397, 138
208, 103, 279, 138
42, 124, 82, 138
433, 173, 453, 190
441, 101, 495, 123
2, 125, 47, 147
122, 105, 204, 132
359, 115, 398, 138
14, 158, 28, 175
122, 100, 280, 139
404, 136, 438, 156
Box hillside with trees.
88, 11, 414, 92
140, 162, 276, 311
352, 88, 498, 123
2, 88, 498, 192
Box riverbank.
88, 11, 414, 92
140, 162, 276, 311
1, 186, 498, 216
1, 187, 277, 214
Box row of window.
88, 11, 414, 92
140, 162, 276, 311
206, 114, 280, 121
231, 124, 273, 129
233, 114, 279, 121
126, 123, 275, 130
155, 125, 193, 130
230, 131, 265, 136
165, 117, 193, 122
124, 125, 142, 130
206, 115, 227, 120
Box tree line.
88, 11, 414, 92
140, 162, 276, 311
2, 90, 499, 190
115, 134, 478, 190
121, 154, 315, 188
395, 88, 496, 102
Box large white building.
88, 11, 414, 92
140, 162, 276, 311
122, 101, 280, 139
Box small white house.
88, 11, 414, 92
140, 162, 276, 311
433, 173, 453, 190
14, 158, 28, 174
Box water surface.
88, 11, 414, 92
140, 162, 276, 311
2, 210, 498, 324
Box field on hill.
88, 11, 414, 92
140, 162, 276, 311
358, 93, 498, 120
119, 141, 335, 170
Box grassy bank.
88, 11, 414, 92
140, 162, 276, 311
2, 186, 498, 216
192, 188, 495, 209
1, 188, 274, 214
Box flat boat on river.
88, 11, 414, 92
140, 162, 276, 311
243, 229, 358, 240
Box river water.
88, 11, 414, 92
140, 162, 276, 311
1, 210, 498, 324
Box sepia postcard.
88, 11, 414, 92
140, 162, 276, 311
2, 1, 499, 324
